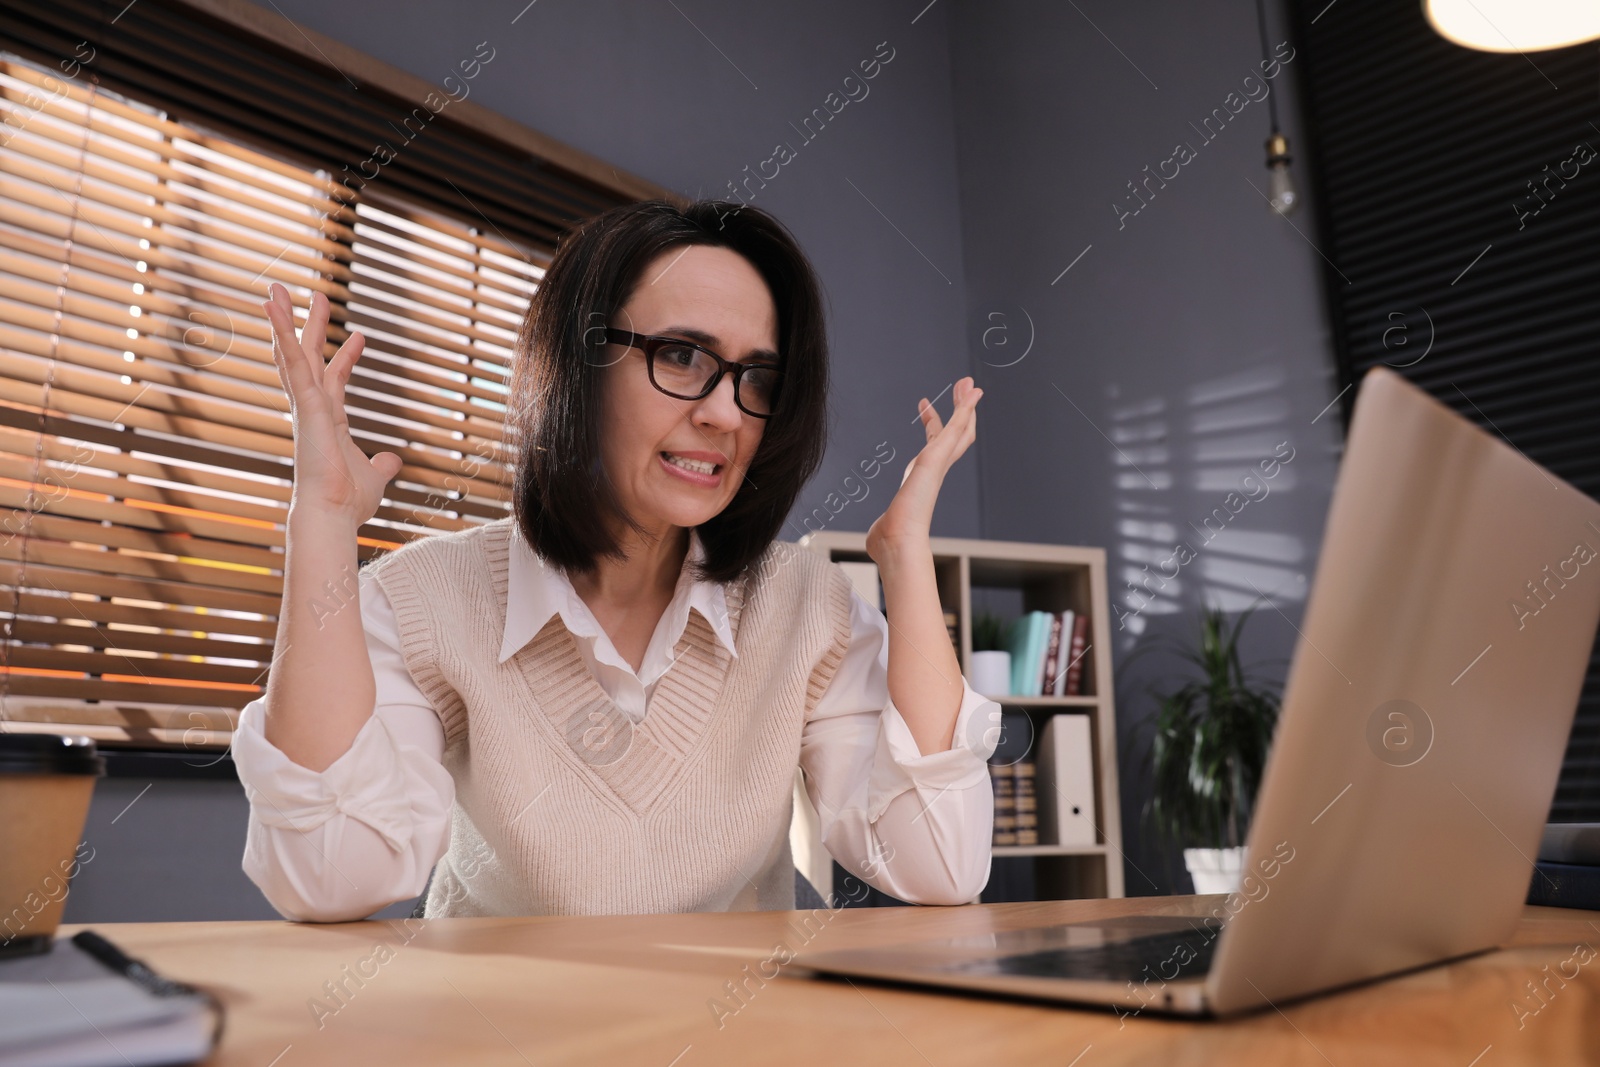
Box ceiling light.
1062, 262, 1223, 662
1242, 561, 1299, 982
1425, 0, 1600, 52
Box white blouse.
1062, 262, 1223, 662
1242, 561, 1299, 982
234, 529, 1002, 922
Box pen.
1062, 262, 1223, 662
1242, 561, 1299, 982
72, 930, 201, 999
71, 929, 228, 1044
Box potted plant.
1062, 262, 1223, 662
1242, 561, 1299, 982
968, 610, 1011, 697
1136, 601, 1282, 894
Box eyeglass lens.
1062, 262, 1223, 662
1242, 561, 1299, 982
652, 342, 779, 415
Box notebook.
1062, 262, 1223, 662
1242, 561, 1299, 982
0, 931, 224, 1067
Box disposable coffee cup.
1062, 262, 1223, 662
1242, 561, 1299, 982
0, 734, 105, 958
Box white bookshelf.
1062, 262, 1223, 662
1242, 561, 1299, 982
792, 532, 1125, 903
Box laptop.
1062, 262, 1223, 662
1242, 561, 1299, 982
790, 366, 1600, 1017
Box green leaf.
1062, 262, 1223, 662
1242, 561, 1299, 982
1135, 601, 1282, 850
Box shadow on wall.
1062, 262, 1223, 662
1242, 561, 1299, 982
1110, 363, 1306, 645
1105, 364, 1311, 894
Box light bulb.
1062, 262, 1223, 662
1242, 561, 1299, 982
1268, 162, 1298, 215
1265, 133, 1298, 216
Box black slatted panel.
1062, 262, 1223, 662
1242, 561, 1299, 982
1290, 0, 1600, 821
0, 0, 634, 254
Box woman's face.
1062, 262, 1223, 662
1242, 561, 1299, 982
598, 244, 777, 538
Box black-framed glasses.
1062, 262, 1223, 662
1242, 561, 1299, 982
603, 327, 781, 418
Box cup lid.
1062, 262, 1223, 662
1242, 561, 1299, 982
0, 733, 107, 776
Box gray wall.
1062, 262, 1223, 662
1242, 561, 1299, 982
947, 0, 1345, 892
64, 0, 1346, 921
65, 777, 421, 923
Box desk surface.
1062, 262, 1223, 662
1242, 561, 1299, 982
61, 896, 1600, 1066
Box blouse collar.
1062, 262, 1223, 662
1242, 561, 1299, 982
497, 524, 737, 673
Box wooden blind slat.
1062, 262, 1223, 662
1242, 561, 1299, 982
3, 645, 268, 687
0, 675, 261, 708
2, 508, 282, 572
9, 590, 275, 641
9, 620, 272, 666
0, 557, 280, 615
1, 539, 279, 602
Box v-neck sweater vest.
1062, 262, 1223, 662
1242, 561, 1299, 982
366, 517, 855, 916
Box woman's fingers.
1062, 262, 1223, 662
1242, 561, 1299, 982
264, 286, 303, 357
302, 290, 331, 376
324, 330, 365, 425
918, 379, 982, 446
265, 304, 295, 398
328, 328, 363, 384
948, 381, 982, 433
258, 284, 394, 522
368, 450, 405, 484
905, 379, 980, 476
263, 289, 314, 401
264, 285, 340, 404
953, 376, 981, 411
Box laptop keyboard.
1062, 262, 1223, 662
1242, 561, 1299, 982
928, 921, 1222, 984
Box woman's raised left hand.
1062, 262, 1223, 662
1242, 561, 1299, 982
865, 376, 982, 560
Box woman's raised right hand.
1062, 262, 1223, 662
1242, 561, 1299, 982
263, 284, 403, 529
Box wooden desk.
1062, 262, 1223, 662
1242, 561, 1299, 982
62, 896, 1600, 1066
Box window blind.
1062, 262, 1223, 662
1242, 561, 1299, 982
0, 52, 533, 747
1291, 0, 1600, 820
0, 1, 654, 751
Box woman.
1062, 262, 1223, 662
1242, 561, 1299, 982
235, 199, 998, 921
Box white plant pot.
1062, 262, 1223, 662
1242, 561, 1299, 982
1184, 846, 1247, 895
969, 650, 1012, 697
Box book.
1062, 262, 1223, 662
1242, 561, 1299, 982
1051, 610, 1075, 696
1063, 611, 1091, 696
0, 930, 224, 1067
1023, 611, 1051, 697
1013, 760, 1038, 846
1005, 617, 1030, 696
990, 762, 1017, 846
1036, 714, 1097, 846
1037, 614, 1064, 700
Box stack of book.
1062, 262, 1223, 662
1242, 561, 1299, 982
990, 762, 1015, 846
989, 760, 1039, 847
1013, 760, 1038, 846
1004, 610, 1090, 697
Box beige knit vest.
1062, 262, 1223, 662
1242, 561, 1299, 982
366, 517, 855, 917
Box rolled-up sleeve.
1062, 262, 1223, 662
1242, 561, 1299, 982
799, 588, 1000, 906
235, 574, 455, 922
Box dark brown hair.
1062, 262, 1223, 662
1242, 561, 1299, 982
506, 199, 829, 585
